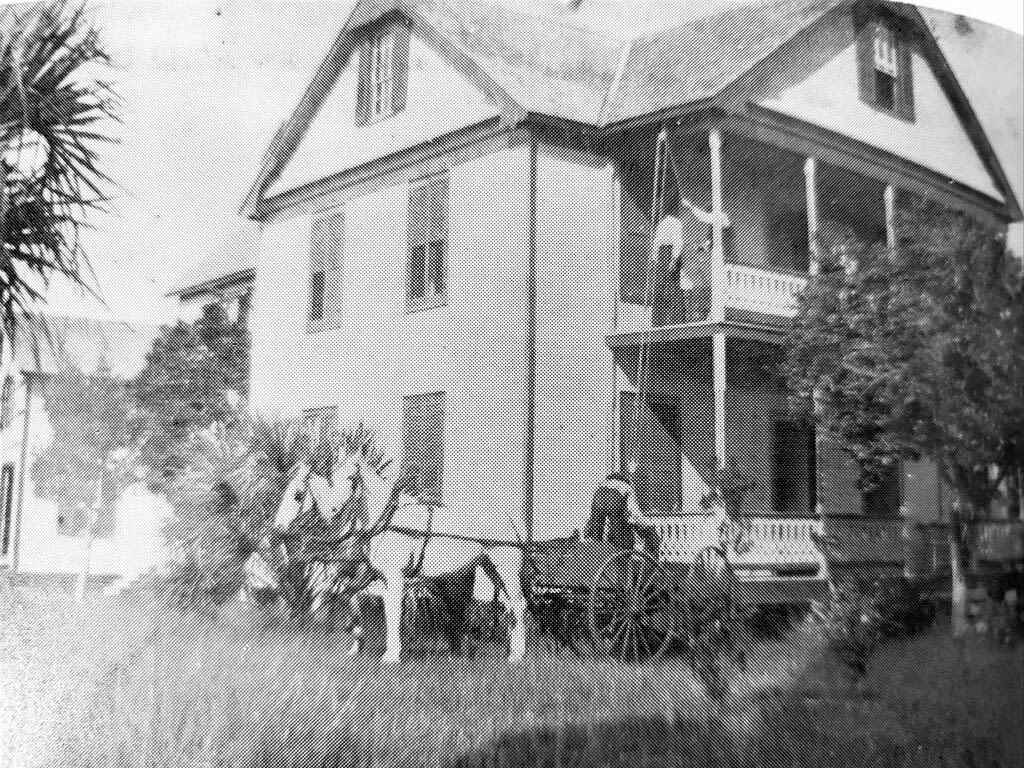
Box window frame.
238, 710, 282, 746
401, 392, 445, 505
369, 29, 395, 121
406, 173, 449, 313
306, 210, 345, 334
0, 375, 14, 431
857, 16, 914, 121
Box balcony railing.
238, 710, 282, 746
642, 514, 821, 571
724, 263, 808, 318
640, 513, 1024, 579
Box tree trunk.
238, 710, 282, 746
950, 530, 968, 638
75, 531, 94, 603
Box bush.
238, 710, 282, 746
813, 577, 937, 679
157, 416, 384, 617
873, 577, 937, 639
744, 604, 808, 640
812, 587, 882, 680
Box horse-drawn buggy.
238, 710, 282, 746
250, 450, 749, 694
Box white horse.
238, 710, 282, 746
266, 452, 527, 663
241, 461, 367, 616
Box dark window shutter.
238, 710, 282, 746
895, 40, 915, 121
856, 19, 877, 106
391, 19, 410, 114
355, 37, 372, 126
402, 393, 445, 503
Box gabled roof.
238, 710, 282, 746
605, 0, 846, 124
166, 225, 258, 300
10, 312, 160, 378
239, 0, 1020, 221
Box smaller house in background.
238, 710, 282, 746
0, 311, 169, 589
166, 224, 258, 323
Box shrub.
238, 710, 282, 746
873, 577, 937, 639
157, 416, 384, 617
811, 586, 882, 680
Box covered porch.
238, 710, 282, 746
613, 122, 903, 335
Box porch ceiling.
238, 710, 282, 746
606, 320, 787, 350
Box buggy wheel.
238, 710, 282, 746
588, 550, 675, 663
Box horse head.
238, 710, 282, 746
273, 463, 315, 529
332, 448, 408, 532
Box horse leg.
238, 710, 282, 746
346, 593, 364, 656
489, 548, 527, 663
380, 578, 404, 664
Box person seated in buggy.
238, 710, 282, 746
584, 468, 659, 555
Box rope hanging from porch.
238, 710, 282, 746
633, 128, 671, 423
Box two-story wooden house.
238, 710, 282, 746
176, 0, 1020, 577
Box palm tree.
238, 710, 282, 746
0, 1, 117, 348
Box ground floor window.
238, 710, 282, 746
402, 392, 445, 504
1, 463, 14, 556
772, 419, 816, 515
863, 462, 903, 517
620, 391, 681, 515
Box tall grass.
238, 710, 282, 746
2, 589, 1021, 768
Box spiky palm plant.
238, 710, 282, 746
161, 415, 387, 618
1, 1, 117, 347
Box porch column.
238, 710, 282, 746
884, 184, 897, 249
804, 157, 822, 514
709, 130, 725, 322
804, 157, 820, 276
713, 333, 727, 464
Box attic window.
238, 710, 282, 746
370, 31, 394, 119
858, 19, 914, 121
356, 19, 410, 125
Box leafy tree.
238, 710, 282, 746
1, 2, 117, 348
31, 360, 137, 599
131, 303, 249, 481
785, 199, 1023, 517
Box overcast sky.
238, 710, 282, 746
22, 0, 1024, 324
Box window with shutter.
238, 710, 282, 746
1, 463, 14, 556
307, 211, 344, 332
407, 173, 449, 311
772, 419, 816, 515
355, 18, 410, 125
302, 406, 339, 433
402, 392, 445, 504
857, 18, 914, 121
0, 376, 14, 430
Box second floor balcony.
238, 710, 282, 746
612, 127, 895, 337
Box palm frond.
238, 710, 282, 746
1, 1, 118, 349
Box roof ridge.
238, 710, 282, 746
430, 0, 630, 45
628, 0, 838, 46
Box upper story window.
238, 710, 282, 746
0, 375, 14, 430
858, 18, 914, 121
407, 172, 449, 312
356, 18, 410, 126
307, 210, 344, 333
371, 32, 395, 119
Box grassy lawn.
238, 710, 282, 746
1, 588, 1021, 768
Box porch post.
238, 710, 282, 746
804, 157, 822, 514
884, 184, 897, 249
713, 333, 727, 465
709, 129, 725, 322
804, 157, 820, 276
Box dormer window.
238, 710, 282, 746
370, 31, 394, 119
356, 17, 410, 126
857, 18, 914, 121
872, 25, 898, 110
